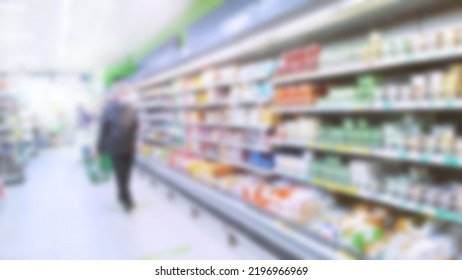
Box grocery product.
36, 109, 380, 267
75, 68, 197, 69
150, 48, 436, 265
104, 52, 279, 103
248, 152, 274, 170
274, 117, 320, 141
277, 44, 321, 76
275, 152, 313, 177
274, 83, 325, 106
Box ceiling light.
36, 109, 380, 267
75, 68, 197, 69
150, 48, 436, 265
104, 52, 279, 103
57, 0, 73, 66
0, 1, 28, 14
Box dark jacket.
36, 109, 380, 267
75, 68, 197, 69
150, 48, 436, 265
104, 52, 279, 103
97, 100, 138, 155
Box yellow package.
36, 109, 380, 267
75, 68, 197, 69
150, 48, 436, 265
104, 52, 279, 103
443, 64, 462, 98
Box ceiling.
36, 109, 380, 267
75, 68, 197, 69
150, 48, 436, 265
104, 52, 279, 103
0, 0, 194, 73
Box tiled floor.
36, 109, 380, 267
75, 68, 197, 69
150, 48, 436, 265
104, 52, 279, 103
0, 147, 249, 260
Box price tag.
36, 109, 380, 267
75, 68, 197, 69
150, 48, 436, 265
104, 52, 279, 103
312, 178, 322, 185
321, 180, 331, 189
428, 100, 435, 109
406, 53, 413, 62
334, 145, 345, 153
359, 189, 371, 198
383, 102, 393, 110
382, 195, 395, 204
344, 146, 353, 153
422, 206, 436, 216
354, 104, 365, 112
344, 187, 358, 195
397, 197, 407, 208
444, 156, 459, 167
318, 143, 328, 150
399, 200, 411, 211
355, 147, 371, 156
420, 154, 430, 163
399, 151, 408, 160
329, 181, 340, 190
415, 204, 427, 214
436, 209, 462, 223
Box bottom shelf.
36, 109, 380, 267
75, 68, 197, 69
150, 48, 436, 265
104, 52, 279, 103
137, 157, 356, 260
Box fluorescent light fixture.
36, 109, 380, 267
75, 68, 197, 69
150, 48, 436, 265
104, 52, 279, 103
0, 1, 28, 14
57, 0, 73, 66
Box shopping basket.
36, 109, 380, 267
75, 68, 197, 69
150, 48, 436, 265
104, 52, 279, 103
83, 152, 113, 184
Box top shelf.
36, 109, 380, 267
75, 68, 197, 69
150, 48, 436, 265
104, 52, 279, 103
273, 47, 462, 86
145, 47, 462, 100
145, 74, 271, 98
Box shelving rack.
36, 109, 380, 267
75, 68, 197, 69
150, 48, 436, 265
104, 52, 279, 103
135, 0, 462, 259
0, 93, 25, 185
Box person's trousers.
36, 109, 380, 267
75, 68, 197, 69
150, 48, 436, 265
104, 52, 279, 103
110, 154, 134, 207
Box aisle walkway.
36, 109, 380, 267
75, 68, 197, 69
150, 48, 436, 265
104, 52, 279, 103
0, 148, 247, 259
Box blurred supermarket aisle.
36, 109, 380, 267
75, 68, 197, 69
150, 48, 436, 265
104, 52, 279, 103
0, 147, 248, 260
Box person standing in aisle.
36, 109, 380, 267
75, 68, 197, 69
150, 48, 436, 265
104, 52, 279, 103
97, 82, 139, 212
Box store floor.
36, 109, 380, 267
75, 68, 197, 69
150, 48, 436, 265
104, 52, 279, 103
0, 147, 254, 260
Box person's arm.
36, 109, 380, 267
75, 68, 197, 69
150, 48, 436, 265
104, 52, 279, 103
96, 106, 110, 155
130, 107, 139, 154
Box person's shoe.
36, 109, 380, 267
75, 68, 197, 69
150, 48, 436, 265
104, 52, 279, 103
122, 201, 135, 213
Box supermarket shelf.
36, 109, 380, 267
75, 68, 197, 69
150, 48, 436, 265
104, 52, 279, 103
180, 99, 272, 109
272, 47, 462, 85
146, 75, 271, 98
142, 99, 272, 111
223, 141, 270, 153
203, 153, 274, 177
185, 135, 271, 153
168, 145, 274, 177
226, 159, 274, 177
272, 139, 462, 169
272, 99, 462, 115
141, 137, 176, 146
139, 102, 170, 110
177, 121, 272, 132
137, 158, 351, 259
273, 169, 357, 197
143, 117, 172, 123
273, 169, 462, 225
